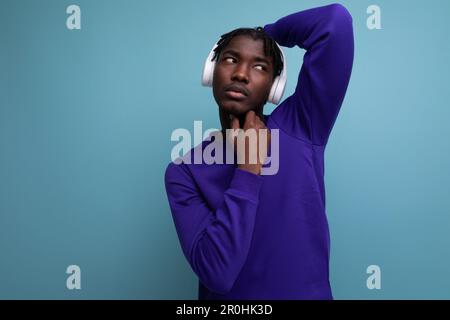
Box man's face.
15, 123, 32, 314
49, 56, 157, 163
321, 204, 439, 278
212, 35, 275, 117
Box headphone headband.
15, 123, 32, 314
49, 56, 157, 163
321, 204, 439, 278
201, 39, 287, 105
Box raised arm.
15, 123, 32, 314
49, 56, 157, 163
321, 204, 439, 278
164, 163, 262, 294
264, 3, 354, 146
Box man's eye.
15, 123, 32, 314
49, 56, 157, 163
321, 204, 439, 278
224, 57, 235, 63
254, 65, 266, 71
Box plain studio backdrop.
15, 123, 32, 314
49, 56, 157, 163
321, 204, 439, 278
1, 0, 449, 299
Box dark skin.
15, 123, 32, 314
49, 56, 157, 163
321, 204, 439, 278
212, 35, 275, 175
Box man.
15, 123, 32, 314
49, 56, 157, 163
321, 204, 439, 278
165, 3, 354, 299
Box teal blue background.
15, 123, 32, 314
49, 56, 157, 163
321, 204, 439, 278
1, 0, 449, 299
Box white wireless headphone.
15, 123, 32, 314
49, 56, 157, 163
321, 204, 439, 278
201, 40, 287, 105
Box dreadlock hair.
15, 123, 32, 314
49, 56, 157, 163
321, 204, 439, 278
211, 27, 284, 80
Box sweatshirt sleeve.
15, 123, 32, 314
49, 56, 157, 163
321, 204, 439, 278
164, 163, 262, 294
264, 3, 354, 146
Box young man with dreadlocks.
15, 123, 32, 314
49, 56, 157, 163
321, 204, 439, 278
165, 4, 354, 299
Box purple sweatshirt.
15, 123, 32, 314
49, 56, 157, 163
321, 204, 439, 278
164, 4, 354, 300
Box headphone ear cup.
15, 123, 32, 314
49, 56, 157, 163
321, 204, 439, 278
268, 77, 279, 104
268, 73, 287, 105
267, 43, 287, 105
201, 44, 218, 87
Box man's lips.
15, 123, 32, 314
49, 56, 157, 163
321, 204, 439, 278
224, 84, 249, 100
225, 90, 247, 100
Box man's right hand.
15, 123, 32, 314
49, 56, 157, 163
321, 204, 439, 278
229, 111, 270, 175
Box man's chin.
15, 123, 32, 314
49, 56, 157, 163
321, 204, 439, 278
219, 103, 249, 116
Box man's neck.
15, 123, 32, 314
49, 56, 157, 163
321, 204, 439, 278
219, 109, 265, 130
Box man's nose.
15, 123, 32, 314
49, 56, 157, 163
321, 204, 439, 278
231, 64, 249, 84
